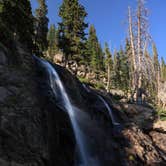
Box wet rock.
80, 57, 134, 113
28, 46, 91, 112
0, 50, 8, 66
0, 44, 75, 166
0, 87, 11, 103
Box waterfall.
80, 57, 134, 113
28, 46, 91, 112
82, 83, 120, 126
97, 95, 120, 126
82, 84, 91, 93
35, 57, 90, 166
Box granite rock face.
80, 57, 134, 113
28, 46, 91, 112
0, 43, 165, 166
0, 44, 74, 166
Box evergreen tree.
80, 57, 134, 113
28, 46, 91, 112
161, 57, 166, 81
98, 44, 105, 71
120, 46, 130, 93
144, 49, 156, 102
35, 0, 49, 53
18, 0, 34, 50
47, 24, 59, 60
0, 0, 34, 50
113, 50, 121, 88
104, 42, 113, 92
153, 43, 160, 78
87, 25, 103, 71
152, 43, 160, 101
113, 47, 130, 92
58, 0, 88, 64
87, 25, 98, 68
125, 38, 133, 89
0, 0, 12, 46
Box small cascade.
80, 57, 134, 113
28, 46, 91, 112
98, 95, 120, 126
82, 83, 119, 126
35, 57, 90, 166
82, 84, 91, 93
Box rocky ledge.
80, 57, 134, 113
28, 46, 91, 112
0, 44, 166, 166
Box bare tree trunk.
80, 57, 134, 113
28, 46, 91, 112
128, 0, 151, 104
136, 0, 143, 104
128, 7, 137, 101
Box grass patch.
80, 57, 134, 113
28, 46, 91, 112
94, 82, 105, 90
78, 76, 105, 90
78, 77, 90, 84
156, 107, 166, 121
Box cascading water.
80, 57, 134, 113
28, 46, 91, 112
82, 84, 91, 93
82, 83, 120, 126
97, 96, 120, 126
35, 57, 90, 166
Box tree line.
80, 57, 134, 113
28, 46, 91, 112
0, 0, 166, 105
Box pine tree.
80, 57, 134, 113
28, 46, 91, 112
152, 43, 160, 101
161, 57, 166, 81
35, 0, 49, 53
47, 24, 59, 60
104, 42, 113, 92
87, 25, 103, 71
121, 47, 130, 93
113, 50, 121, 88
113, 46, 130, 93
87, 25, 98, 68
58, 0, 88, 64
144, 49, 156, 102
0, 0, 34, 50
125, 38, 133, 90
0, 0, 11, 46
153, 43, 160, 77
98, 44, 104, 71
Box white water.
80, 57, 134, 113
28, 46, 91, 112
82, 83, 119, 126
98, 95, 120, 126
37, 58, 90, 166
82, 84, 91, 93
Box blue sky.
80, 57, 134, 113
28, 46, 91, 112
31, 0, 166, 61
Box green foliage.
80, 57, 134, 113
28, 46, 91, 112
125, 38, 133, 87
161, 57, 166, 82
104, 42, 113, 69
153, 43, 160, 74
0, 0, 34, 51
35, 0, 49, 53
86, 25, 104, 71
156, 107, 166, 121
0, 1, 11, 45
112, 46, 130, 93
47, 24, 60, 60
78, 77, 90, 84
78, 76, 105, 90
58, 0, 88, 63
112, 50, 120, 87
95, 82, 105, 90
104, 42, 113, 90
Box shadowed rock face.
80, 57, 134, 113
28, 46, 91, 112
0, 45, 75, 166
0, 44, 165, 166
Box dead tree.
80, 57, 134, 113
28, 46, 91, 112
128, 0, 151, 104
128, 7, 137, 93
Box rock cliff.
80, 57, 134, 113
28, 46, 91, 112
0, 44, 165, 166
